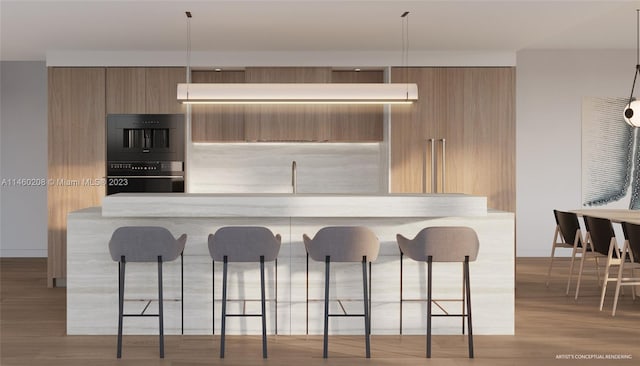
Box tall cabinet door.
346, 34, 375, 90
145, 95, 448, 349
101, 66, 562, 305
48, 67, 106, 287
390, 67, 515, 212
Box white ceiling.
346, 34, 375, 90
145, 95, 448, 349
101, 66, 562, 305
1, 0, 639, 61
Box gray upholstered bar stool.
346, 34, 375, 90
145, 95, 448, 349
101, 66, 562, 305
108, 226, 187, 359
303, 226, 380, 359
397, 226, 479, 358
208, 226, 281, 359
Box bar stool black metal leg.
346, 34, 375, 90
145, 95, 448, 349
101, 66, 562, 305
362, 256, 371, 358
157, 256, 164, 358
400, 251, 403, 335
181, 253, 184, 335
211, 261, 216, 335
323, 256, 330, 359
465, 256, 474, 358
117, 257, 126, 358
220, 256, 228, 358
260, 256, 267, 359
306, 253, 309, 335
426, 256, 432, 358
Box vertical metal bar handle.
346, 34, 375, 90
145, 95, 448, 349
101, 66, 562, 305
422, 139, 429, 194
430, 138, 436, 193
441, 138, 446, 193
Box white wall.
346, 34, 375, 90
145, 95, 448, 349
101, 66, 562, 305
0, 61, 48, 257
516, 49, 635, 257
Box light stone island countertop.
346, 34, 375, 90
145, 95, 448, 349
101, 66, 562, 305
101, 193, 488, 218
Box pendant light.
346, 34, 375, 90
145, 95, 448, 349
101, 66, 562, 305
624, 9, 640, 127
176, 12, 418, 105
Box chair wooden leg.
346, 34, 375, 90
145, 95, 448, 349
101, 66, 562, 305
426, 256, 432, 358
566, 245, 579, 294
465, 257, 474, 359
574, 247, 588, 300
612, 260, 626, 316
117, 257, 126, 358
547, 228, 560, 287
323, 256, 330, 359
220, 256, 228, 358
599, 256, 612, 311
157, 256, 164, 359
362, 257, 370, 359
260, 256, 267, 359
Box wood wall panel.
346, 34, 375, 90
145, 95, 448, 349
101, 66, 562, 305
330, 70, 383, 141
105, 68, 145, 114
244, 67, 331, 141
47, 67, 106, 287
145, 67, 186, 114
390, 67, 515, 212
461, 68, 516, 212
191, 70, 245, 142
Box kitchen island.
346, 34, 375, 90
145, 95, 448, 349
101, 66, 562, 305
67, 193, 514, 336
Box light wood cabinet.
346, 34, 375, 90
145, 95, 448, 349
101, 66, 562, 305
145, 68, 186, 114
106, 67, 185, 114
191, 70, 245, 142
390, 67, 515, 212
330, 70, 384, 141
244, 67, 332, 141
48, 67, 106, 287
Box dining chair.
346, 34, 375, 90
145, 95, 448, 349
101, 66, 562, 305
611, 222, 640, 316
546, 210, 593, 294
575, 216, 621, 302
573, 215, 607, 300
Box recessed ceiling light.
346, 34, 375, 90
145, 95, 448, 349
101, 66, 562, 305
214, 68, 222, 72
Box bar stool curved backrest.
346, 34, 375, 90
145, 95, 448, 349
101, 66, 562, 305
303, 226, 380, 359
612, 222, 640, 316
108, 226, 187, 359
208, 226, 281, 359
396, 226, 479, 359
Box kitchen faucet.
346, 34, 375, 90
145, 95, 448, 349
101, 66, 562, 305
292, 160, 297, 194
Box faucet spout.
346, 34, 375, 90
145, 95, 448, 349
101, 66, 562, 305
291, 160, 297, 194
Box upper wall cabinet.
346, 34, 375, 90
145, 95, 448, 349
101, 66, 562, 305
106, 67, 185, 114
190, 67, 384, 142
191, 70, 245, 142
330, 70, 384, 141
244, 67, 332, 141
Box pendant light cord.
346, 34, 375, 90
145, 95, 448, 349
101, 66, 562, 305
628, 9, 640, 108
186, 11, 192, 85
401, 11, 410, 100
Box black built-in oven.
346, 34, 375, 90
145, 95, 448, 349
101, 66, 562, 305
106, 114, 185, 195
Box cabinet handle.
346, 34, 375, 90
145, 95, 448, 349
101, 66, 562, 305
424, 138, 446, 194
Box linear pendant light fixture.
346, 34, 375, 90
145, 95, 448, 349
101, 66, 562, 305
176, 12, 418, 105
624, 9, 640, 127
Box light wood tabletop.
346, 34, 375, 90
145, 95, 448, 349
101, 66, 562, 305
572, 209, 640, 224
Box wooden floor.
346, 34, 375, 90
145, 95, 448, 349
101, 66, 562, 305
1, 258, 638, 365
